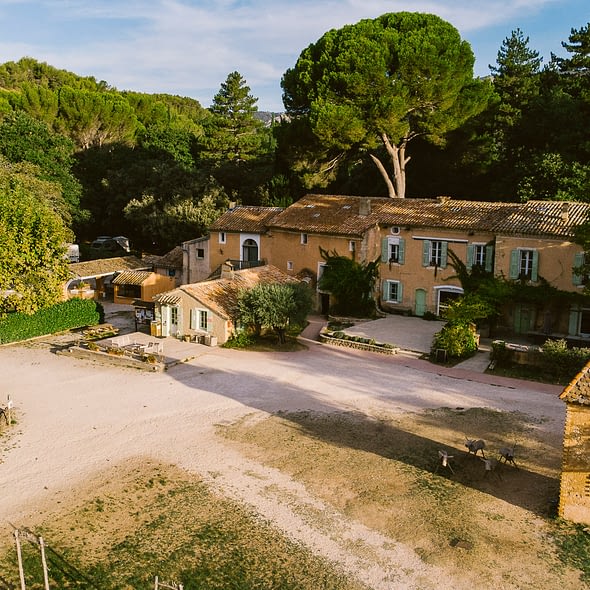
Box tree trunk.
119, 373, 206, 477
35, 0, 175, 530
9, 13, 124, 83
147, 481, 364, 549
370, 133, 411, 198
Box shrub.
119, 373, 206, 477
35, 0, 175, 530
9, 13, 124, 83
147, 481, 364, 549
490, 340, 511, 366
541, 339, 590, 381
223, 332, 253, 349
0, 299, 102, 344
431, 322, 478, 360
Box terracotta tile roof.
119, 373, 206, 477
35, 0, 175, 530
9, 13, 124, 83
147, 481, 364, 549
560, 361, 590, 406
112, 270, 153, 285
209, 205, 284, 233
266, 194, 522, 236
69, 256, 149, 279
227, 194, 590, 239
143, 246, 183, 269
158, 264, 299, 320
491, 200, 590, 238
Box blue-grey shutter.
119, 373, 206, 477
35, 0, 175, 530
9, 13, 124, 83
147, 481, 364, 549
422, 241, 430, 266
398, 239, 405, 264
440, 242, 448, 269
381, 238, 389, 263
485, 245, 494, 273
382, 280, 389, 301
466, 245, 474, 269
531, 250, 539, 281
573, 252, 585, 285
397, 282, 403, 303
190, 309, 196, 330
509, 250, 519, 279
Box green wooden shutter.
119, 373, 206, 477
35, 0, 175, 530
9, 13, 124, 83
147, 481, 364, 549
466, 245, 474, 269
569, 307, 580, 336
381, 238, 389, 263
397, 282, 403, 303
509, 250, 519, 279
573, 252, 585, 285
485, 245, 494, 273
398, 239, 405, 264
382, 280, 389, 301
440, 242, 448, 269
422, 241, 430, 266
531, 250, 539, 281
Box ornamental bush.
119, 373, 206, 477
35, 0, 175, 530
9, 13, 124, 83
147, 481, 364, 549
0, 298, 103, 344
431, 322, 478, 360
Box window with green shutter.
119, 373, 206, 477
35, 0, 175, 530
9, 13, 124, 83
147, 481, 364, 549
383, 280, 403, 303
573, 252, 585, 286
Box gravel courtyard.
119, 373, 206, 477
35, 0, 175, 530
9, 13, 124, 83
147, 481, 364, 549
0, 328, 581, 589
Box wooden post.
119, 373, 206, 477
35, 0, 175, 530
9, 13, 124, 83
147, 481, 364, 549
14, 529, 26, 590
7, 394, 12, 425
39, 536, 50, 590
154, 576, 158, 590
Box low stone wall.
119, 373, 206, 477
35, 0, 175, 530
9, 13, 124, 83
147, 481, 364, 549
319, 332, 398, 355
58, 345, 165, 372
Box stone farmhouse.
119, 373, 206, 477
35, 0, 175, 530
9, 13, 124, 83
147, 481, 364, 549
182, 193, 590, 343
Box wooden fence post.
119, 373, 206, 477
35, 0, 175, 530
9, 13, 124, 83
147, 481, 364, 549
39, 536, 50, 590
14, 529, 26, 590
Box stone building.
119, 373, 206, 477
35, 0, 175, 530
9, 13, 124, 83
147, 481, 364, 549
559, 362, 590, 525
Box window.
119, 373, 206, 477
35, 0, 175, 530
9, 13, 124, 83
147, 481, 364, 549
301, 233, 308, 245
467, 243, 493, 272
422, 240, 447, 268
317, 262, 327, 291
219, 232, 226, 244
381, 237, 405, 264
190, 308, 209, 331
573, 252, 586, 286
196, 248, 205, 259
510, 249, 538, 281
349, 240, 356, 253
287, 261, 293, 271
383, 280, 403, 303
168, 268, 176, 277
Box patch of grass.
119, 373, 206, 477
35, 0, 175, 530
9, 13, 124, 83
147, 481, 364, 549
551, 519, 590, 582
0, 464, 364, 590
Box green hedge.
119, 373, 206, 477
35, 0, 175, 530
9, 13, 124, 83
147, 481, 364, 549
0, 299, 104, 344
431, 322, 478, 360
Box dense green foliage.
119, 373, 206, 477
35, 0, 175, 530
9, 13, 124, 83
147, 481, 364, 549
0, 163, 72, 316
318, 248, 380, 317
281, 12, 492, 198
0, 298, 102, 343
431, 322, 479, 360
237, 282, 312, 344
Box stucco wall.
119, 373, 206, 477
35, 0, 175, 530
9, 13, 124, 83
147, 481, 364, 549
559, 403, 590, 525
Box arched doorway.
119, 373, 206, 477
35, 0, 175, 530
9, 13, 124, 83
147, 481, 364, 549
242, 239, 258, 263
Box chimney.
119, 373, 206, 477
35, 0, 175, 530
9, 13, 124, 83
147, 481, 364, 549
221, 260, 234, 279
437, 196, 451, 204
359, 198, 371, 216
561, 202, 570, 223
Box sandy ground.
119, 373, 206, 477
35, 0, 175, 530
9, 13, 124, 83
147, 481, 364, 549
0, 328, 568, 589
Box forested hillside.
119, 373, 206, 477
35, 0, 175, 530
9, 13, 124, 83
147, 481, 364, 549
0, 16, 588, 257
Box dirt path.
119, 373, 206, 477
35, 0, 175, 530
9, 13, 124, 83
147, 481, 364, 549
0, 339, 571, 589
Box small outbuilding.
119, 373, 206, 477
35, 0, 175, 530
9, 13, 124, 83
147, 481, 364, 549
112, 270, 176, 305
153, 263, 299, 344
558, 360, 590, 525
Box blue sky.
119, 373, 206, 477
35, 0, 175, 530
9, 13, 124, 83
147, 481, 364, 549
0, 0, 587, 112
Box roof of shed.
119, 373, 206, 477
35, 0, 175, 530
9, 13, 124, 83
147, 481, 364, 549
560, 361, 590, 406
112, 270, 153, 285
69, 256, 149, 280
